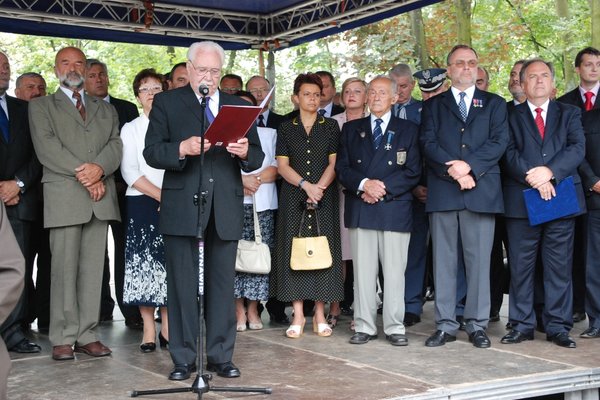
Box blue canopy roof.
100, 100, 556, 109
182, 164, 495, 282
0, 0, 442, 49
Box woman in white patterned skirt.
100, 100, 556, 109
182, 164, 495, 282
121, 69, 168, 352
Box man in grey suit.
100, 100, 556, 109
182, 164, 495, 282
144, 41, 263, 381
420, 45, 509, 348
29, 46, 122, 361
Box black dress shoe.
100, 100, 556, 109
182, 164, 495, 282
403, 312, 421, 327
580, 327, 600, 338
386, 334, 408, 346
139, 342, 156, 353
125, 316, 144, 330
505, 322, 513, 330
468, 330, 491, 348
424, 287, 435, 301
573, 311, 587, 323
425, 330, 456, 347
349, 332, 377, 344
268, 312, 290, 325
10, 338, 41, 353
340, 305, 353, 316
501, 330, 534, 344
547, 332, 576, 348
168, 364, 196, 380
489, 312, 500, 322
456, 316, 466, 331
206, 361, 241, 378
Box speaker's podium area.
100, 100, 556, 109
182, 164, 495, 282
8, 299, 600, 400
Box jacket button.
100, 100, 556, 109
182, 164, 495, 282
209, 178, 214, 183
357, 160, 362, 163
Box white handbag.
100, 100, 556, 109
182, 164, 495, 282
235, 196, 271, 274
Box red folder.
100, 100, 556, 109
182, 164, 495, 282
204, 87, 275, 146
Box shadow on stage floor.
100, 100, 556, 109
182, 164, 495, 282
7, 299, 600, 400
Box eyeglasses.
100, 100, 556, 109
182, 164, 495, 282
249, 87, 269, 95
221, 87, 241, 94
188, 61, 221, 77
138, 86, 162, 94
449, 59, 478, 68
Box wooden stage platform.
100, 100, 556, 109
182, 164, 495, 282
7, 299, 600, 399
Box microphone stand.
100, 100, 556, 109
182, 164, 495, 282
131, 87, 271, 399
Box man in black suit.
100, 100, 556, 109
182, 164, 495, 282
144, 41, 264, 381
85, 58, 141, 328
0, 52, 42, 354
579, 108, 600, 338
507, 60, 527, 110
246, 75, 285, 130
168, 62, 189, 90
557, 47, 600, 324
501, 58, 585, 349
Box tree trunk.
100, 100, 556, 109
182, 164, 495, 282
226, 49, 237, 74
592, 0, 600, 48
266, 50, 276, 108
410, 9, 429, 69
454, 0, 472, 46
556, 0, 574, 89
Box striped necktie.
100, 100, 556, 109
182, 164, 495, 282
72, 90, 86, 121
373, 118, 383, 150
458, 92, 467, 122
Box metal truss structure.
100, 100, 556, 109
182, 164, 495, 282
0, 0, 437, 48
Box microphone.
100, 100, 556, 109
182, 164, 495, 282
198, 84, 209, 97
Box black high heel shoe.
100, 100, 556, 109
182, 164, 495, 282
140, 342, 156, 353
159, 332, 169, 348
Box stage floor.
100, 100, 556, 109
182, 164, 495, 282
7, 298, 600, 400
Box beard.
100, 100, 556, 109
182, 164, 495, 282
58, 71, 84, 90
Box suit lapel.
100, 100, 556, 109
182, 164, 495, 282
83, 94, 100, 126
6, 96, 20, 144
517, 103, 543, 145
179, 85, 204, 127
464, 89, 485, 126
440, 91, 464, 122
55, 89, 85, 127
543, 101, 560, 142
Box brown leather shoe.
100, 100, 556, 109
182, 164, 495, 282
74, 341, 112, 357
52, 344, 74, 360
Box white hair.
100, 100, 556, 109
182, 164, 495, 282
187, 41, 226, 66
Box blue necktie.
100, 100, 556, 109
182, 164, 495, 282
373, 118, 383, 150
205, 97, 215, 125
0, 98, 9, 142
458, 92, 468, 122
318, 109, 326, 117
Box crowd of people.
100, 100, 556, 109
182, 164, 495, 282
1, 39, 600, 386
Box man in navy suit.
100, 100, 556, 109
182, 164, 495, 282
246, 76, 285, 130
336, 75, 421, 346
421, 45, 509, 348
389, 64, 421, 125
501, 58, 585, 348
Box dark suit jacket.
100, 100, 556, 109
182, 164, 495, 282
578, 108, 600, 210
420, 88, 509, 214
502, 101, 586, 218
144, 86, 264, 239
265, 110, 285, 130
557, 87, 600, 112
393, 97, 422, 125
0, 95, 41, 222
336, 114, 421, 232
108, 96, 139, 130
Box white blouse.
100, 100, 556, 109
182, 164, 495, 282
242, 127, 278, 212
120, 114, 164, 196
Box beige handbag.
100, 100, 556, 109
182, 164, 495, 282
235, 196, 271, 274
290, 208, 332, 271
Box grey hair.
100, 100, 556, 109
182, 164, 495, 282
519, 58, 555, 83
16, 72, 45, 88
389, 64, 414, 80
368, 75, 398, 95
187, 41, 226, 66
86, 58, 108, 73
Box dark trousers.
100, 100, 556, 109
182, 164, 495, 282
490, 216, 509, 316
404, 201, 428, 315
30, 219, 51, 330
572, 215, 586, 314
585, 210, 600, 328
163, 214, 237, 366
506, 217, 574, 336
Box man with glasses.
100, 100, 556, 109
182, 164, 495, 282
84, 59, 141, 329
144, 41, 264, 381
420, 44, 509, 349
219, 74, 243, 95
246, 75, 284, 130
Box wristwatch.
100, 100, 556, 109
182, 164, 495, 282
15, 177, 25, 193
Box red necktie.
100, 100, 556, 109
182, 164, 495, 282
584, 91, 594, 111
72, 90, 86, 121
535, 107, 545, 139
